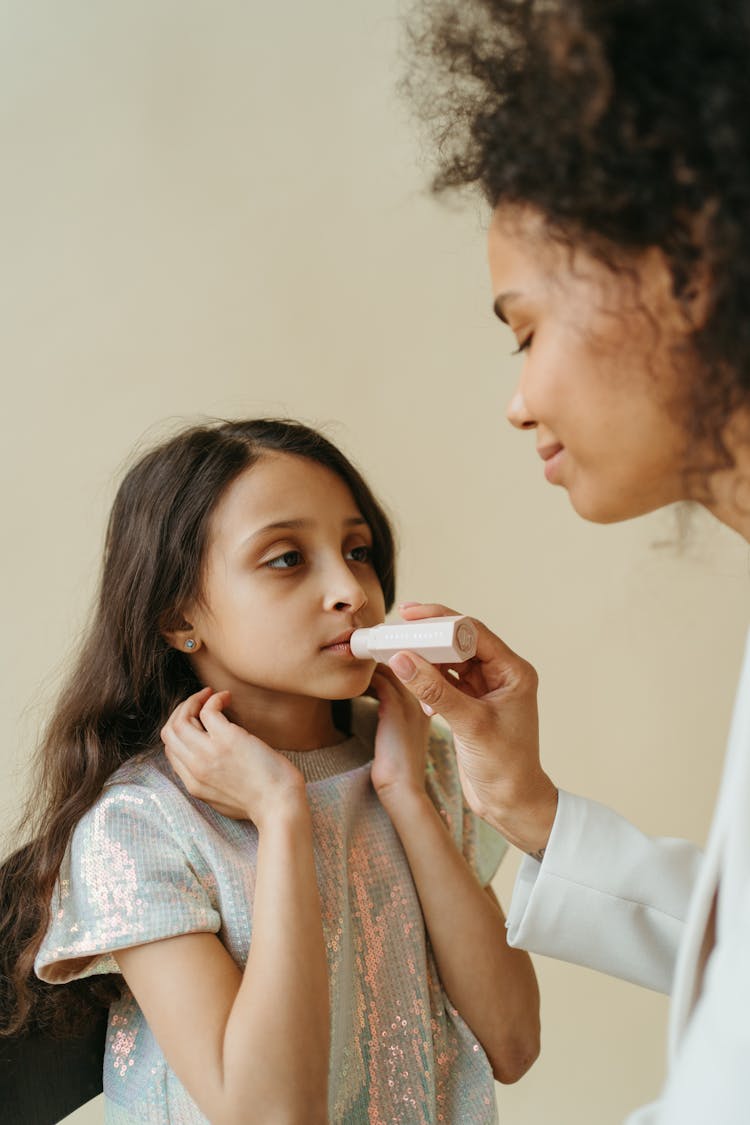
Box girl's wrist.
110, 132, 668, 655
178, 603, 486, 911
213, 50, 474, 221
250, 788, 311, 833
376, 781, 430, 823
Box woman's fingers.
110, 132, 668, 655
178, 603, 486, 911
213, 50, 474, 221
397, 604, 522, 692
388, 651, 480, 725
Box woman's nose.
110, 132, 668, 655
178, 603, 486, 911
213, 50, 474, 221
506, 389, 537, 430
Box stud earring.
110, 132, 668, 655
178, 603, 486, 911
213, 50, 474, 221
185, 639, 196, 650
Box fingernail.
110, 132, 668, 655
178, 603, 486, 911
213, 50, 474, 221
389, 653, 416, 681
398, 602, 419, 609
420, 701, 434, 717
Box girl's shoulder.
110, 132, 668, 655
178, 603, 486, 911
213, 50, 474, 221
73, 749, 189, 843
104, 748, 174, 792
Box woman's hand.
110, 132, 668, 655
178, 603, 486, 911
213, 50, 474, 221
387, 604, 558, 855
160, 687, 307, 827
368, 667, 432, 806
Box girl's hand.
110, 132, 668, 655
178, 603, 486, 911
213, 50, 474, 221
160, 687, 307, 827
368, 667, 432, 806
387, 604, 558, 856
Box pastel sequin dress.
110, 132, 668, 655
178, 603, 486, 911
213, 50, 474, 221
36, 698, 507, 1124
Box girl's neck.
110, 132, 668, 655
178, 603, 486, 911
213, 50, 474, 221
223, 686, 346, 752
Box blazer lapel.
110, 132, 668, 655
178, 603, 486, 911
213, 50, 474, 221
668, 629, 750, 1058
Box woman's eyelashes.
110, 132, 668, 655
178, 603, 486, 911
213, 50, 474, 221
512, 334, 533, 355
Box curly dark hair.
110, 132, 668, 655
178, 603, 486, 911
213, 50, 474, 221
407, 0, 750, 485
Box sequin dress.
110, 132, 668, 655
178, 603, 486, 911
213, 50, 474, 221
36, 698, 507, 1124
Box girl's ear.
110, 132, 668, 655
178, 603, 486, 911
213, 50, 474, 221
161, 612, 202, 654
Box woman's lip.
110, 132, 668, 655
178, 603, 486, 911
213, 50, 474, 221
542, 445, 565, 483
537, 442, 564, 462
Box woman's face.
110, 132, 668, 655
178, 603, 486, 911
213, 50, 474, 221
488, 205, 693, 523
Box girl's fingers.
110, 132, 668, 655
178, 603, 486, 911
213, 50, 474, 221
163, 687, 213, 737
163, 736, 197, 789
182, 686, 214, 714
198, 690, 232, 733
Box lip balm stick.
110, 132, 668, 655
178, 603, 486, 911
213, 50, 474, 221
349, 616, 478, 664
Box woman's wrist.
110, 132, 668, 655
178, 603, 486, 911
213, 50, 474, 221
485, 773, 559, 858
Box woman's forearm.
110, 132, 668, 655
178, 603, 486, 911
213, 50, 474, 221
380, 788, 540, 1083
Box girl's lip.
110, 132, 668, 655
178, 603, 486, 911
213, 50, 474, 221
323, 629, 355, 649
321, 641, 355, 658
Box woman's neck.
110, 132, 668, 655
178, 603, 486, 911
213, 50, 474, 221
704, 415, 750, 542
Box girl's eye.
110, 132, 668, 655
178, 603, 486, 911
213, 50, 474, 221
266, 550, 303, 570
347, 545, 372, 564
512, 334, 533, 355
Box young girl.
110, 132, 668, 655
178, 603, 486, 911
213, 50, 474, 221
3, 418, 539, 1124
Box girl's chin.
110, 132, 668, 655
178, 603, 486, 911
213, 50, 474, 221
315, 666, 376, 701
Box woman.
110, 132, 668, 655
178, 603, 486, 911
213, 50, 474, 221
392, 1, 750, 1121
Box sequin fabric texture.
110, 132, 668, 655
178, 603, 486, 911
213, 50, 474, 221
36, 698, 506, 1124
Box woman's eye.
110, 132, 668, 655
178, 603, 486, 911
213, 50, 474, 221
512, 334, 533, 355
346, 545, 372, 564
266, 550, 303, 570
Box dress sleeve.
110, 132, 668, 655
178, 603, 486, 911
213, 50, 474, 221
35, 784, 221, 984
424, 720, 508, 886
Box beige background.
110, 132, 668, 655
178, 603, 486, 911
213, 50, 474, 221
2, 3, 749, 1123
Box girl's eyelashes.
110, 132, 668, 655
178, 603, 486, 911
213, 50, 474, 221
263, 543, 373, 570
266, 549, 303, 570
346, 544, 372, 564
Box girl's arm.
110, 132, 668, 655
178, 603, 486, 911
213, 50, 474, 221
116, 689, 329, 1125
370, 670, 540, 1084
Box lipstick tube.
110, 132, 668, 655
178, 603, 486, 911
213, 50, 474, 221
349, 616, 477, 664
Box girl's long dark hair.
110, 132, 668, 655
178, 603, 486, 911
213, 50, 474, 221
0, 419, 395, 1037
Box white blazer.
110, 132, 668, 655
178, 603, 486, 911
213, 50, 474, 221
506, 632, 750, 1123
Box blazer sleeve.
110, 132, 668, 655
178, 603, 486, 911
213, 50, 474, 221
505, 790, 702, 994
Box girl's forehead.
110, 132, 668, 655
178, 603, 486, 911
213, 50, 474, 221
211, 454, 360, 534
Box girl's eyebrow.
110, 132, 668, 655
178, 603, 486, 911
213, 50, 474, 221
245, 516, 368, 543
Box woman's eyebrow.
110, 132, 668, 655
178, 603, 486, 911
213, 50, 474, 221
493, 291, 521, 323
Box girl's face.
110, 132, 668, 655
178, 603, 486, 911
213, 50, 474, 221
183, 453, 386, 702
488, 204, 693, 523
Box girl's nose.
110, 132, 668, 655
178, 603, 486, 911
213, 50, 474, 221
506, 389, 537, 430
323, 561, 369, 614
